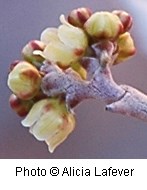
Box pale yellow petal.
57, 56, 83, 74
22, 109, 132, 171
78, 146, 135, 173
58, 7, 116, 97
43, 41, 77, 67
58, 24, 88, 50
45, 113, 75, 153
40, 27, 59, 45
21, 99, 49, 127
29, 110, 63, 141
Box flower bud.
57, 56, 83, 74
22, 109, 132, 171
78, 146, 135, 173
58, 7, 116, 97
84, 11, 123, 40
21, 98, 75, 153
7, 61, 41, 100
9, 60, 20, 72
40, 27, 59, 45
67, 7, 92, 28
114, 32, 136, 64
9, 94, 34, 117
112, 10, 133, 32
22, 40, 45, 67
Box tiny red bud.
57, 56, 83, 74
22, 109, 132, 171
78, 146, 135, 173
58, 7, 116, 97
112, 10, 133, 32
9, 60, 20, 72
68, 7, 92, 27
9, 94, 34, 117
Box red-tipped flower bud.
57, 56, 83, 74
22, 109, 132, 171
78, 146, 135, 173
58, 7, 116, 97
68, 7, 92, 28
114, 32, 136, 64
22, 40, 45, 67
112, 10, 133, 32
7, 61, 41, 100
9, 60, 20, 72
84, 11, 123, 41
9, 94, 34, 117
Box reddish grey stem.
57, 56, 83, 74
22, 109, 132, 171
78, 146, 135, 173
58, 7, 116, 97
106, 85, 147, 121
41, 44, 147, 122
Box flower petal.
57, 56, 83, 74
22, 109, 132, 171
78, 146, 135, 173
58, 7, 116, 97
58, 24, 88, 50
45, 112, 75, 153
21, 99, 50, 127
40, 27, 59, 45
29, 110, 63, 141
43, 41, 78, 67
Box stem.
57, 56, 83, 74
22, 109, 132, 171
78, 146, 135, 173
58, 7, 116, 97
106, 85, 147, 121
41, 46, 147, 122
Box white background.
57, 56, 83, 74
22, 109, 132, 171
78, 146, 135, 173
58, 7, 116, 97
0, 159, 146, 189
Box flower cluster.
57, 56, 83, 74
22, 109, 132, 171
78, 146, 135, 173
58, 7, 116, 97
7, 7, 136, 153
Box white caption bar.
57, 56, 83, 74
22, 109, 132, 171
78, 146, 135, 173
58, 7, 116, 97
0, 159, 146, 189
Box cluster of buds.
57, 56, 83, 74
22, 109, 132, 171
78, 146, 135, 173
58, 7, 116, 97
7, 7, 136, 153
34, 7, 135, 68
83, 9, 135, 64
7, 40, 75, 152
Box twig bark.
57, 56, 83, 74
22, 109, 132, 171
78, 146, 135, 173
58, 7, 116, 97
41, 42, 147, 122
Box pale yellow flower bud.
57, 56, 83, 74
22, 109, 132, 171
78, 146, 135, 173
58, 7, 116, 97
114, 32, 136, 64
22, 40, 45, 66
7, 61, 41, 100
67, 7, 92, 28
40, 27, 59, 45
84, 11, 123, 40
21, 98, 75, 153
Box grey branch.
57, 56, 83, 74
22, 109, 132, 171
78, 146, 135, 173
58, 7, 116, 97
41, 42, 147, 122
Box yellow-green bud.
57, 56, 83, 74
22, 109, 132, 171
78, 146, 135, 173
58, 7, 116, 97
84, 11, 123, 40
114, 32, 136, 64
7, 61, 41, 100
